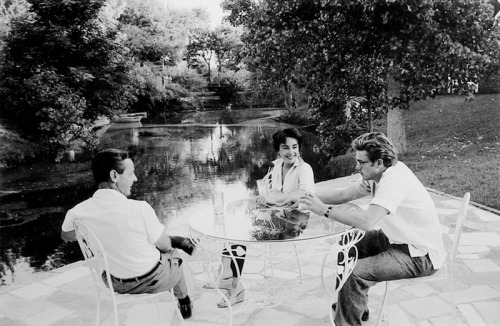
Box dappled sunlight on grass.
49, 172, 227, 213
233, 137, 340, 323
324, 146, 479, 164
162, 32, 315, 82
399, 94, 500, 210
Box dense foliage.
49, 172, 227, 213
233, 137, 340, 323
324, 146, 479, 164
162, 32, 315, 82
1, 0, 135, 160
0, 0, 225, 162
222, 0, 500, 157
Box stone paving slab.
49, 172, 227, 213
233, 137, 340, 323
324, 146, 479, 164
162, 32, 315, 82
0, 176, 499, 325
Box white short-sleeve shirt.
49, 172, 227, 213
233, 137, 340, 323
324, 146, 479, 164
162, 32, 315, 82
62, 189, 164, 278
268, 156, 315, 194
354, 162, 446, 269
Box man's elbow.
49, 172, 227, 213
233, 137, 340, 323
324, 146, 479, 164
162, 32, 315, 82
354, 214, 379, 231
356, 222, 377, 231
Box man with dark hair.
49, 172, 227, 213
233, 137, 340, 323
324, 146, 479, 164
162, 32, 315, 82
296, 132, 445, 325
61, 149, 195, 319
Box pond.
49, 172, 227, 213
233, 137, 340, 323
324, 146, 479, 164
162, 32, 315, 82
0, 118, 331, 287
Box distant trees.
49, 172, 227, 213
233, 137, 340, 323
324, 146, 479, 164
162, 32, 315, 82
186, 29, 217, 83
223, 0, 500, 156
0, 0, 29, 55
1, 0, 135, 160
186, 24, 244, 83
0, 0, 217, 161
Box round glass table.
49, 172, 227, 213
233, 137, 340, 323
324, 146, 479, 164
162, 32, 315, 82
189, 199, 365, 325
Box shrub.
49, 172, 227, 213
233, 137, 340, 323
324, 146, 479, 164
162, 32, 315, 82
168, 62, 206, 92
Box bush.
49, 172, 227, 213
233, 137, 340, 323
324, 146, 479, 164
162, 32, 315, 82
324, 152, 357, 179
216, 77, 244, 106
168, 62, 206, 92
279, 104, 315, 125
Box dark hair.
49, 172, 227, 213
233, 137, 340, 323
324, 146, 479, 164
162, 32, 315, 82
272, 128, 304, 152
352, 132, 397, 167
91, 149, 129, 184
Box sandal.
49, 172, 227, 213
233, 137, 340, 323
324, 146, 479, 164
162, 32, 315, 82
203, 277, 233, 290
217, 289, 245, 308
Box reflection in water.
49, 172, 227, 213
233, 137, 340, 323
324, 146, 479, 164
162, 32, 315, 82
0, 124, 329, 286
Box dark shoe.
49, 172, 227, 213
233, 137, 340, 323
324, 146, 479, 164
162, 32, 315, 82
332, 303, 369, 322
178, 301, 193, 319
170, 236, 197, 256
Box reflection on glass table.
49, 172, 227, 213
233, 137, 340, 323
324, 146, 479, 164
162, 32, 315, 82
189, 199, 365, 326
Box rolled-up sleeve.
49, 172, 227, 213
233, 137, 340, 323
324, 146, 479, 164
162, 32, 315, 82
298, 163, 315, 193
61, 209, 76, 232
141, 202, 166, 244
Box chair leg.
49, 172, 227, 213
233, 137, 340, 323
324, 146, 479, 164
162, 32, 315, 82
112, 298, 119, 326
377, 281, 389, 326
293, 244, 303, 280
449, 276, 456, 325
95, 293, 101, 326
154, 296, 165, 325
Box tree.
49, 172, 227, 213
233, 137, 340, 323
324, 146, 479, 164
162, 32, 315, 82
1, 0, 135, 160
186, 29, 218, 82
212, 24, 244, 78
223, 0, 500, 155
0, 0, 29, 53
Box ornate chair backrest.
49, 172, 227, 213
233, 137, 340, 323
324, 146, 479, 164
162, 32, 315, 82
74, 219, 115, 296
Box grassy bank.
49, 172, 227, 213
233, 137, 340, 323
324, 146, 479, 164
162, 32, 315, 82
401, 94, 500, 210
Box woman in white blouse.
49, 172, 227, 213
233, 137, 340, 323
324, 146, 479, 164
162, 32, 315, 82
259, 128, 315, 206
206, 128, 316, 308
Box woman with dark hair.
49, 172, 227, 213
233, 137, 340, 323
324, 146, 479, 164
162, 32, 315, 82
259, 127, 315, 206
205, 127, 315, 308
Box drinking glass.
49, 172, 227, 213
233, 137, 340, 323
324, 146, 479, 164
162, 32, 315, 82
212, 191, 224, 217
256, 179, 270, 196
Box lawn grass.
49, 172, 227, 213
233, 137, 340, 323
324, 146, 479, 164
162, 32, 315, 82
399, 94, 500, 210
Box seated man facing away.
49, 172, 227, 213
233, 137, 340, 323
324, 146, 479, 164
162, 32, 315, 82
61, 148, 195, 319
296, 132, 445, 326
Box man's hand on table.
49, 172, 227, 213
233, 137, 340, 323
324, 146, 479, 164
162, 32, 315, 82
293, 192, 327, 216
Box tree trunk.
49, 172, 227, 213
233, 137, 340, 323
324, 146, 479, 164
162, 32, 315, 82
283, 80, 296, 110
386, 71, 407, 154
387, 106, 407, 154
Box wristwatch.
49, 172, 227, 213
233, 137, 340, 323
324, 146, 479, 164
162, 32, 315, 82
324, 205, 333, 218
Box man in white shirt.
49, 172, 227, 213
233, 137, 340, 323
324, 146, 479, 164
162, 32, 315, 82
296, 132, 445, 326
61, 149, 195, 319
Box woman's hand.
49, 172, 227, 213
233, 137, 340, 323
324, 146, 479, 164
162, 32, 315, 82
256, 193, 285, 206
273, 194, 299, 207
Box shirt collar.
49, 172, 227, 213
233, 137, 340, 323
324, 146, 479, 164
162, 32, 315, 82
272, 156, 305, 168
93, 188, 128, 200
376, 161, 398, 185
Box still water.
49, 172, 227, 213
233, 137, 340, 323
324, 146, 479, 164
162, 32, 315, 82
0, 122, 329, 286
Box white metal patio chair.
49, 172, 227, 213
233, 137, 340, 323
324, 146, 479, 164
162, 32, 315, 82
377, 192, 470, 325
74, 219, 184, 326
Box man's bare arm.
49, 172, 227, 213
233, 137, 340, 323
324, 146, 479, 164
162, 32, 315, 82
331, 204, 389, 231
315, 184, 366, 205
155, 231, 173, 253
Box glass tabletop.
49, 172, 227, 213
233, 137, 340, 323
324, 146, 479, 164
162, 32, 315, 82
189, 198, 360, 244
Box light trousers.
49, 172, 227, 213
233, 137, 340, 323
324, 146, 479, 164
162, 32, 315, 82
335, 230, 436, 326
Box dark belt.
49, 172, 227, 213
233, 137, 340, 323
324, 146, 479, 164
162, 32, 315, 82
110, 259, 162, 284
